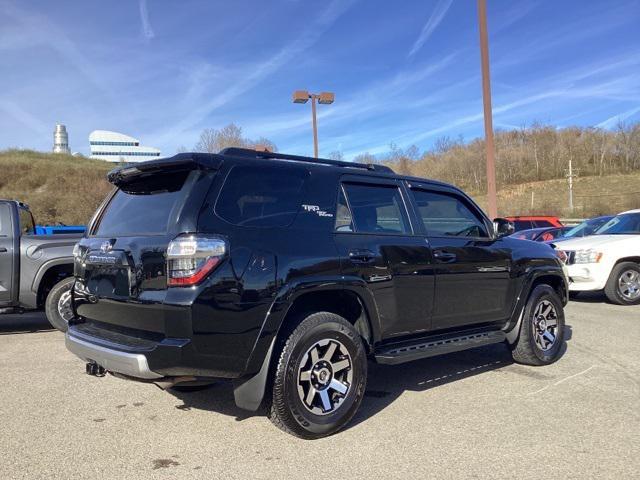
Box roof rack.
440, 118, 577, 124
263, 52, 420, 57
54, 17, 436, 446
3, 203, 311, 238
219, 147, 394, 174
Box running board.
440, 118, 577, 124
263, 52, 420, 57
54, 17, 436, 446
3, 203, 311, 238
375, 330, 506, 365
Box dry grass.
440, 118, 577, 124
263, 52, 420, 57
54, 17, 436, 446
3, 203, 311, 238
1, 149, 638, 225
470, 172, 640, 218
0, 150, 113, 225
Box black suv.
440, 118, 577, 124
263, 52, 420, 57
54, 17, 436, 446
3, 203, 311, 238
66, 148, 567, 438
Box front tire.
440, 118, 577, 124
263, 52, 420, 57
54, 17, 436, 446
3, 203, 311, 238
604, 262, 640, 305
511, 285, 565, 366
44, 277, 75, 332
268, 312, 367, 439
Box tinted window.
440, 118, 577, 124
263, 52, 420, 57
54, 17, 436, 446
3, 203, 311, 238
215, 164, 308, 227
334, 187, 354, 232
19, 208, 35, 235
342, 183, 409, 234
533, 220, 553, 228
0, 203, 11, 235
412, 190, 488, 237
95, 171, 190, 236
513, 220, 532, 231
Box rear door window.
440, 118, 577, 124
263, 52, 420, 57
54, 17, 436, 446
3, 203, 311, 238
341, 183, 410, 234
513, 220, 532, 230
215, 164, 308, 228
0, 203, 11, 235
95, 170, 190, 236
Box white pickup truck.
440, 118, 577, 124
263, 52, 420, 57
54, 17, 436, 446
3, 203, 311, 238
556, 209, 640, 305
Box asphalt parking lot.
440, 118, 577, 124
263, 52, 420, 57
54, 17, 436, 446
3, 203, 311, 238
1, 294, 638, 480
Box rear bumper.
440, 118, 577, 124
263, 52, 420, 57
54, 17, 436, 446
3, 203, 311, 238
65, 332, 162, 379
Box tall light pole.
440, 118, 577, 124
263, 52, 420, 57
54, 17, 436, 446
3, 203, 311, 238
292, 90, 334, 158
477, 0, 498, 219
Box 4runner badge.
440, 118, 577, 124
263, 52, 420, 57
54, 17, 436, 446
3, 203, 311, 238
302, 204, 333, 218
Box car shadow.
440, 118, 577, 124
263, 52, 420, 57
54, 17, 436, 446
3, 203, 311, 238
0, 312, 54, 335
168, 326, 572, 429
569, 291, 608, 303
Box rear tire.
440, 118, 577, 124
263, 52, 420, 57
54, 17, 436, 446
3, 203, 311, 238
44, 277, 75, 332
511, 285, 565, 366
267, 312, 367, 439
604, 262, 640, 306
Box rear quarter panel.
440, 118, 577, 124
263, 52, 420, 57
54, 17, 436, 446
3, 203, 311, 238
19, 234, 80, 308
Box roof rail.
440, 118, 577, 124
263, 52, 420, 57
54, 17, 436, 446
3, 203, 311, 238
219, 147, 394, 173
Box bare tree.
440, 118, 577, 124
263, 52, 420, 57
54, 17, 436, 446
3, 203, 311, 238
194, 124, 246, 153
328, 151, 344, 161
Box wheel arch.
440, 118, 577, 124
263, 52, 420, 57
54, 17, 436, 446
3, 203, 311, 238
531, 272, 568, 306
277, 288, 375, 352
612, 256, 640, 267
233, 280, 378, 412
34, 260, 74, 308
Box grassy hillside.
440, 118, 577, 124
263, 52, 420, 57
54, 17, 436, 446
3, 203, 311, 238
1, 149, 637, 226
470, 172, 640, 218
0, 150, 113, 225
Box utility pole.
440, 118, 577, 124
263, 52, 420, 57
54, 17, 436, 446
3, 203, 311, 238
565, 157, 579, 213
477, 0, 498, 219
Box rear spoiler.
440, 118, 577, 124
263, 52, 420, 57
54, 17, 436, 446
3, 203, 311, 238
107, 153, 223, 186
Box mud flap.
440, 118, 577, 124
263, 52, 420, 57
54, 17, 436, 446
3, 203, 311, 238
232, 337, 276, 411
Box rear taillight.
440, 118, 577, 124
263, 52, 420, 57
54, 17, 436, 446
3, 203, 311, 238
166, 234, 227, 287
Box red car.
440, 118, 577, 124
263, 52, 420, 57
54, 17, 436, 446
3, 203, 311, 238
505, 215, 563, 232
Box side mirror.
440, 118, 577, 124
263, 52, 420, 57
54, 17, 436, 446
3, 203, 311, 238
493, 218, 515, 238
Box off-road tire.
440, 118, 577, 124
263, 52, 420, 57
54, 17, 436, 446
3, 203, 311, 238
511, 285, 565, 366
267, 312, 367, 439
604, 262, 640, 306
44, 277, 75, 332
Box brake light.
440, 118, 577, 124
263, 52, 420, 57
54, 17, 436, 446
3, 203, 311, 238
166, 234, 227, 287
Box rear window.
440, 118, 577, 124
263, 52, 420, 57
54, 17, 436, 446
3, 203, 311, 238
95, 171, 190, 236
215, 164, 308, 227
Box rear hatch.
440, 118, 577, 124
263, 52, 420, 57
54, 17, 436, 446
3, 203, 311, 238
74, 159, 218, 338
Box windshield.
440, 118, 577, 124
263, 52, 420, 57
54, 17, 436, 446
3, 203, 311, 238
564, 216, 612, 238
595, 213, 640, 235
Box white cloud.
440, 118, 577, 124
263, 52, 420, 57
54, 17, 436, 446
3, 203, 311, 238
147, 0, 357, 146
596, 106, 640, 129
139, 0, 155, 41
407, 0, 454, 58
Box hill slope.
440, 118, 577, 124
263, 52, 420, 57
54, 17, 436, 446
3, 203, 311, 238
471, 172, 640, 218
0, 150, 112, 225
1, 149, 637, 226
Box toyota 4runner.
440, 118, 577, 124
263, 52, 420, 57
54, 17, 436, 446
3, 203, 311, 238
66, 148, 568, 438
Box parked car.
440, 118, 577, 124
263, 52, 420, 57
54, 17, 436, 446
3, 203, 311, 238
65, 148, 568, 438
0, 200, 82, 330
549, 215, 613, 244
556, 209, 640, 305
511, 226, 571, 242
505, 215, 563, 232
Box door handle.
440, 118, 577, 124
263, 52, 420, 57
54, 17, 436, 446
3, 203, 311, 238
349, 249, 375, 264
433, 250, 457, 263
0, 247, 7, 253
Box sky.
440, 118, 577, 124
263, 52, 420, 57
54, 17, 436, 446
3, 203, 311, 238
0, 0, 639, 160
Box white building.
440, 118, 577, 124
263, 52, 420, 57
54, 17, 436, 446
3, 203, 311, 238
89, 130, 161, 163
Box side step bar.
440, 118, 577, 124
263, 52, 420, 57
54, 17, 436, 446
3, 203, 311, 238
375, 330, 506, 365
